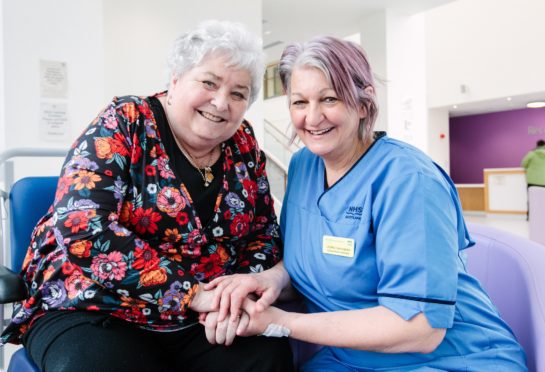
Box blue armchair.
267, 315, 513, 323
0, 176, 58, 372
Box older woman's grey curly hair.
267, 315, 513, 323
166, 20, 265, 105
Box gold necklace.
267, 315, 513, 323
177, 142, 216, 187
163, 103, 217, 187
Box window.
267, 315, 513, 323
264, 62, 283, 99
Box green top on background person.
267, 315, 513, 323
521, 139, 545, 187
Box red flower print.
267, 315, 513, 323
104, 170, 113, 177
64, 211, 90, 234
131, 136, 142, 164
133, 245, 160, 271
139, 101, 153, 119
65, 270, 93, 299
131, 207, 162, 235
94, 135, 128, 160
91, 251, 127, 282
111, 132, 129, 156
55, 176, 73, 202
145, 165, 156, 176
237, 136, 251, 154
176, 212, 189, 226
242, 179, 257, 206
119, 201, 133, 225
157, 187, 186, 217
69, 240, 92, 258
230, 214, 250, 237
61, 261, 79, 275
223, 210, 232, 220
191, 253, 223, 279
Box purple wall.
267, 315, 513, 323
450, 107, 545, 183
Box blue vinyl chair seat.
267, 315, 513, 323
2, 176, 58, 372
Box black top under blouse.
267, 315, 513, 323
149, 96, 223, 227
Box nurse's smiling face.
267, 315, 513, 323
289, 67, 366, 164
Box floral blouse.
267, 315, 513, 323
1, 94, 282, 344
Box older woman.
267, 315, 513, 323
205, 37, 528, 371
1, 20, 293, 372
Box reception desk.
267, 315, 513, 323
455, 168, 527, 215
483, 168, 527, 215
456, 184, 485, 212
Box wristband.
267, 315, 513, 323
261, 323, 291, 337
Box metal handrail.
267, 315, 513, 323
263, 119, 302, 153
263, 148, 288, 175
0, 147, 67, 167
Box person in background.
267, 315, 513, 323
203, 36, 528, 371
521, 139, 545, 188
0, 20, 293, 372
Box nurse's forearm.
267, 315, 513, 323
281, 306, 446, 354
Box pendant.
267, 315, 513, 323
203, 166, 214, 187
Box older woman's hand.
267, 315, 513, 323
204, 263, 290, 323
200, 310, 250, 346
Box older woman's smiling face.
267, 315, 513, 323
167, 53, 252, 153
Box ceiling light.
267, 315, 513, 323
264, 30, 272, 35
527, 101, 545, 108
452, 105, 458, 109
506, 97, 512, 101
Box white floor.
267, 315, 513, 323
0, 213, 533, 371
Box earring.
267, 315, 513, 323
167, 95, 172, 106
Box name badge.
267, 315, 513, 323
322, 235, 355, 258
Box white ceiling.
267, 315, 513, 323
262, 0, 545, 118
263, 0, 454, 49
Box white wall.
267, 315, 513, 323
384, 11, 428, 151
427, 107, 450, 171
426, 0, 545, 108
359, 11, 388, 133
2, 0, 105, 180
103, 0, 264, 143
0, 0, 264, 184
425, 0, 545, 170
0, 0, 5, 154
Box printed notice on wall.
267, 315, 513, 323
41, 102, 69, 141
40, 60, 68, 99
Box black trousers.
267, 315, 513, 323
23, 311, 294, 372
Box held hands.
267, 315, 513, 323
200, 311, 250, 346
200, 298, 288, 345
204, 265, 288, 323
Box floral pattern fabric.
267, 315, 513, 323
1, 94, 281, 344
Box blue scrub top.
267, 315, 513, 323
281, 134, 527, 371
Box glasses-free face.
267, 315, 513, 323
289, 66, 366, 165
167, 53, 252, 153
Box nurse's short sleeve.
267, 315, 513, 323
373, 171, 459, 328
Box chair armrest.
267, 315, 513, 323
0, 265, 28, 304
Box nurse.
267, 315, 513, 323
204, 36, 527, 371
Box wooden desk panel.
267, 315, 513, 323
456, 185, 485, 212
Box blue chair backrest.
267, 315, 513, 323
9, 177, 58, 270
